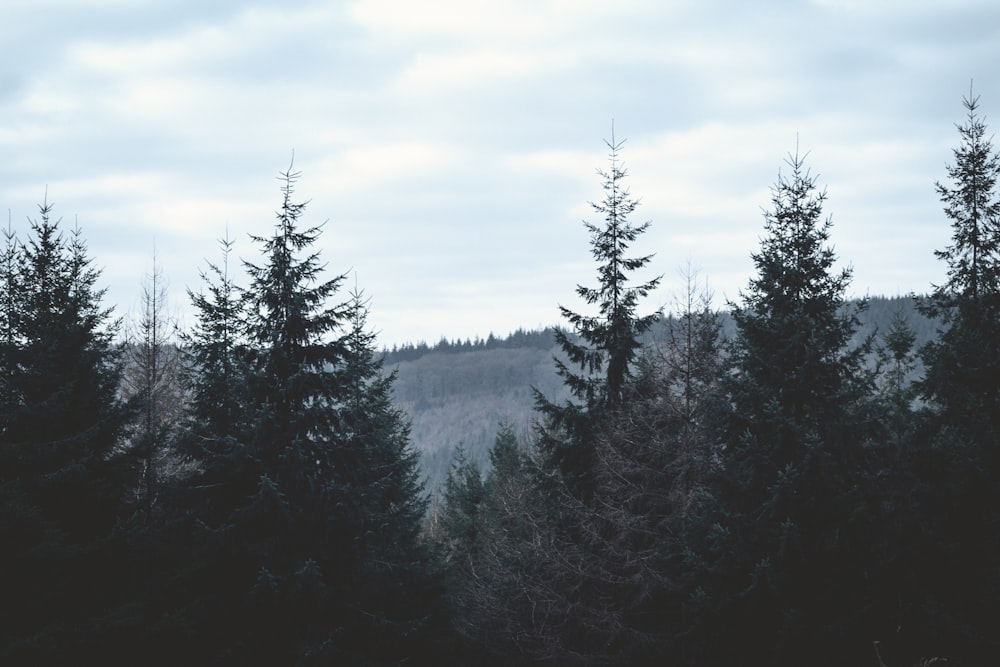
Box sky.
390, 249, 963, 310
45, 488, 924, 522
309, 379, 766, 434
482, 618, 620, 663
3, 0, 999, 348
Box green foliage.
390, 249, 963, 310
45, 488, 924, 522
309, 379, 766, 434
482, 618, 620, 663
930, 89, 1000, 304
919, 90, 1000, 435
7, 112, 1000, 665
0, 198, 127, 661
439, 444, 484, 561
535, 133, 661, 491
905, 89, 1000, 665
692, 148, 883, 664
183, 232, 250, 446
173, 166, 444, 664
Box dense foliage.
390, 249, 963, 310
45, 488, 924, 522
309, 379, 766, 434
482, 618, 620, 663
3, 92, 1000, 665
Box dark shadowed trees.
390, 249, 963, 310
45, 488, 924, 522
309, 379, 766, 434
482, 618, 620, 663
0, 200, 126, 662
692, 148, 880, 665
534, 132, 661, 494
175, 166, 443, 665
910, 89, 1000, 664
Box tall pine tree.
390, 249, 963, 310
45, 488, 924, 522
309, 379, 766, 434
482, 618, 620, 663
697, 148, 878, 665
911, 88, 1000, 664
217, 165, 351, 663
0, 199, 126, 662
534, 132, 661, 492
185, 166, 443, 664
334, 288, 445, 662
920, 87, 1000, 440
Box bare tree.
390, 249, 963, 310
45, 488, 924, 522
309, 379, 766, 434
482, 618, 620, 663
121, 253, 190, 523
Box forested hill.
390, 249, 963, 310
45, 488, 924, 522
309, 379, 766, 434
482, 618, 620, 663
389, 294, 938, 493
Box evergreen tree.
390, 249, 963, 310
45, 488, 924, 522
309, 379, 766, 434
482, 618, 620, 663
184, 232, 248, 444
910, 89, 1000, 664
443, 423, 551, 662
699, 149, 879, 664
919, 88, 1000, 438
332, 288, 445, 662
183, 166, 444, 664
876, 307, 920, 450
928, 88, 1000, 305
0, 220, 20, 426
179, 232, 254, 526
438, 444, 484, 563
0, 199, 126, 662
215, 165, 350, 663
535, 133, 661, 491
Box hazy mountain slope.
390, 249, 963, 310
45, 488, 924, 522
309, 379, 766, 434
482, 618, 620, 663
388, 344, 568, 491
391, 295, 939, 493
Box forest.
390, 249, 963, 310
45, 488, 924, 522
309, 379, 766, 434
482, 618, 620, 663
2, 90, 999, 666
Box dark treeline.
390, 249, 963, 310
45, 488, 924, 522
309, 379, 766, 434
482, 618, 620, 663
435, 94, 1000, 667
382, 327, 558, 365
1, 168, 446, 665
2, 89, 999, 666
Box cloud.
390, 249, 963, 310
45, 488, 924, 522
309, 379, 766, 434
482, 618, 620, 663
2, 0, 998, 347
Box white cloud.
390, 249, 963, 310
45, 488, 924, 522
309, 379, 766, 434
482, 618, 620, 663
1, 0, 997, 347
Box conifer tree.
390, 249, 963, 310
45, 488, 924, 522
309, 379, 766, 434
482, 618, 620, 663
0, 220, 20, 424
187, 166, 444, 664
920, 88, 1000, 439
179, 232, 254, 526
185, 233, 247, 443
332, 288, 445, 661
876, 308, 920, 450
438, 444, 484, 563
0, 199, 125, 661
535, 133, 661, 490
700, 148, 878, 664
910, 89, 1000, 664
216, 164, 350, 662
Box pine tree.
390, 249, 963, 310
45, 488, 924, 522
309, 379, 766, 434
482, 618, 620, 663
444, 423, 550, 661
928, 88, 1000, 305
332, 288, 445, 662
179, 232, 254, 526
438, 444, 484, 563
919, 87, 1000, 439
876, 308, 920, 450
187, 166, 444, 664
535, 132, 661, 491
214, 164, 350, 663
701, 148, 879, 664
184, 232, 248, 444
910, 89, 1000, 664
0, 199, 126, 661
0, 219, 20, 426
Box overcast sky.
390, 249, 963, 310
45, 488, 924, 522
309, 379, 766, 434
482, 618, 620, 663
3, 0, 999, 347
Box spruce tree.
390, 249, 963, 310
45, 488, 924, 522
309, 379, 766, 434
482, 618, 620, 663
333, 288, 445, 662
0, 220, 20, 425
188, 166, 444, 664
703, 148, 878, 664
438, 444, 484, 563
920, 88, 1000, 439
179, 232, 254, 527
911, 89, 1000, 663
534, 133, 661, 491
0, 200, 126, 662
184, 232, 248, 445
216, 165, 350, 663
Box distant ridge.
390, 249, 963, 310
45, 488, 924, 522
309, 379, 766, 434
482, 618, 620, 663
391, 295, 939, 493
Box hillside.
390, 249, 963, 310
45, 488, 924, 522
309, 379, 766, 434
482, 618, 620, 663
389, 295, 940, 493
